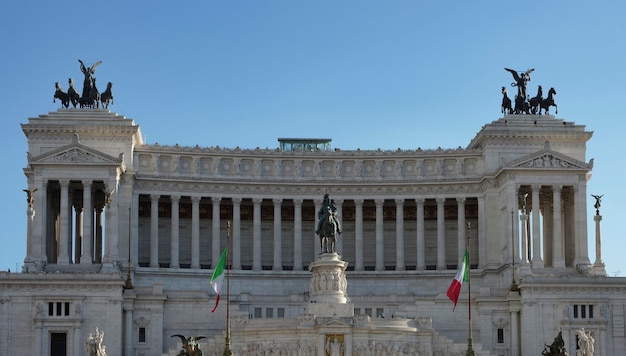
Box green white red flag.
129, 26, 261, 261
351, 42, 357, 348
210, 248, 228, 313
446, 249, 469, 311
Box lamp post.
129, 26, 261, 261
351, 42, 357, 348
466, 222, 475, 356
222, 221, 233, 356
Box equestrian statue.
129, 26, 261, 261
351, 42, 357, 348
316, 193, 342, 254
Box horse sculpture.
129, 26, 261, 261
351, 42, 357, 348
529, 85, 543, 115
540, 87, 557, 115
501, 87, 512, 115
316, 194, 341, 254
68, 78, 80, 108
100, 82, 114, 109
53, 82, 69, 108
319, 208, 339, 253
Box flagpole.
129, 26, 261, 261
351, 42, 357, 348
466, 222, 475, 356
222, 221, 233, 356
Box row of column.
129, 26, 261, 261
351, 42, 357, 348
513, 183, 589, 269
26, 179, 117, 266
139, 194, 481, 271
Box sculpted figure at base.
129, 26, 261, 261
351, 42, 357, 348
576, 328, 594, 356
86, 327, 107, 356
326, 335, 343, 356
542, 331, 567, 356
171, 334, 206, 356
316, 193, 342, 253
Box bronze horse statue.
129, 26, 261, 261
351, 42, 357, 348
53, 82, 69, 108
540, 87, 557, 115
100, 82, 114, 109
529, 85, 543, 115
501, 87, 512, 115
319, 206, 340, 253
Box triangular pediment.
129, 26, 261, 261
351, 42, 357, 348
507, 141, 592, 170
29, 133, 124, 167
320, 318, 351, 327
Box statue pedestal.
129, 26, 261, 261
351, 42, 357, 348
307, 253, 353, 318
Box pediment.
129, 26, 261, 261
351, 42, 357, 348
320, 318, 351, 327
29, 134, 124, 167
507, 141, 592, 170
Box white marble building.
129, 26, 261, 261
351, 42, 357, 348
1, 108, 625, 355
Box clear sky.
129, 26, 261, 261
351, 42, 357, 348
1, 1, 625, 275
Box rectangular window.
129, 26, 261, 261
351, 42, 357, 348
364, 308, 372, 317
277, 308, 285, 318
48, 302, 54, 316
589, 305, 594, 318
254, 308, 262, 318
573, 305, 579, 318
64, 302, 70, 316
56, 302, 62, 316
138, 327, 146, 343
376, 308, 384, 318
497, 328, 504, 344
266, 308, 273, 318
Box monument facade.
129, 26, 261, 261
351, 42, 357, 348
1, 66, 624, 355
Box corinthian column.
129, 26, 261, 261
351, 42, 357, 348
58, 179, 70, 265
375, 199, 384, 271
273, 198, 283, 271
436, 197, 446, 270
354, 199, 364, 271
170, 195, 180, 268
80, 180, 93, 265
252, 198, 262, 271
149, 194, 160, 268
395, 198, 405, 271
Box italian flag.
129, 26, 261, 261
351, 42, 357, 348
446, 249, 469, 311
210, 248, 228, 313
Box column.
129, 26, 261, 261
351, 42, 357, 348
552, 185, 565, 268
573, 183, 590, 265
531, 185, 543, 268
293, 199, 303, 271
334, 199, 344, 255
354, 199, 364, 271
123, 301, 134, 356
212, 197, 222, 267
37, 181, 48, 262
131, 193, 139, 268
520, 211, 529, 264
232, 197, 242, 270
191, 196, 201, 269
477, 196, 486, 268
74, 205, 83, 263
314, 198, 323, 257
416, 198, 426, 270
511, 310, 520, 356
252, 198, 262, 271
170, 195, 180, 268
457, 197, 466, 262
57, 179, 70, 265
95, 207, 103, 263
150, 194, 160, 268
436, 198, 446, 270
375, 199, 384, 271
273, 198, 282, 271
103, 181, 119, 265
81, 181, 93, 265
542, 195, 554, 266
395, 198, 405, 271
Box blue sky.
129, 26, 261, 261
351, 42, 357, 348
1, 1, 625, 275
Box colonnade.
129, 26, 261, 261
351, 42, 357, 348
26, 179, 115, 266
513, 183, 589, 269
134, 194, 483, 271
